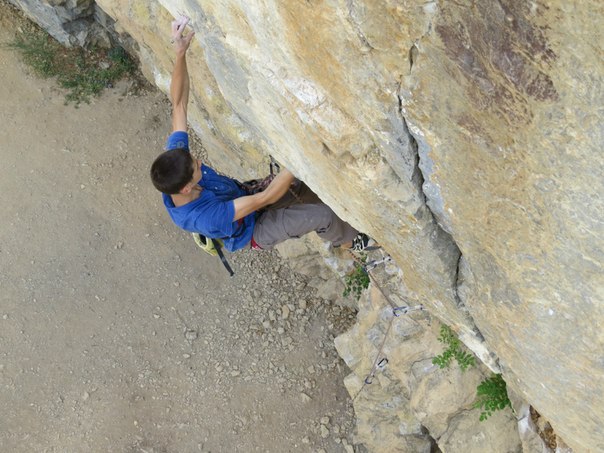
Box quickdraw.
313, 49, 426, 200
393, 304, 425, 317
347, 248, 427, 401
364, 358, 389, 385
364, 256, 392, 272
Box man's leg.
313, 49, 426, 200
252, 203, 358, 249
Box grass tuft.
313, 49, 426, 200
8, 28, 137, 106
343, 258, 370, 300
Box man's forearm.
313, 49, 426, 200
258, 170, 295, 206
232, 170, 296, 221
170, 53, 189, 108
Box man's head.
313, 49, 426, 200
150, 148, 199, 194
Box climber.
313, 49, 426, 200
150, 15, 372, 254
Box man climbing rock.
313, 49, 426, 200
150, 16, 372, 254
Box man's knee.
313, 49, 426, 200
313, 204, 335, 233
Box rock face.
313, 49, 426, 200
16, 0, 603, 451
8, 0, 112, 47
335, 284, 524, 452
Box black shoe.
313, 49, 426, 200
350, 233, 377, 252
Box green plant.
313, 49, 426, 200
343, 261, 370, 300
474, 374, 512, 421
432, 324, 476, 371
8, 28, 59, 76
8, 29, 136, 105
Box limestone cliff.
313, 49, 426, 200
12, 0, 603, 451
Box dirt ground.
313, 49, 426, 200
0, 4, 359, 452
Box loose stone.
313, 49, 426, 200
185, 330, 198, 341
320, 425, 330, 438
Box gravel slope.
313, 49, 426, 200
0, 3, 358, 451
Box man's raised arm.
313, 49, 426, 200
170, 16, 195, 133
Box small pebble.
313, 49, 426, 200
320, 425, 330, 438
281, 305, 290, 319
185, 330, 198, 341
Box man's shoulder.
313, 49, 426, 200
174, 193, 236, 236
165, 130, 189, 151
170, 191, 232, 216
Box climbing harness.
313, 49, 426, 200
192, 156, 297, 276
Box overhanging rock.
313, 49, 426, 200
16, 0, 604, 450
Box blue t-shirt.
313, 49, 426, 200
162, 131, 255, 252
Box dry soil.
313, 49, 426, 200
0, 4, 359, 452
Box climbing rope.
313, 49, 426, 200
346, 249, 425, 402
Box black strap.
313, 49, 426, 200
214, 241, 235, 277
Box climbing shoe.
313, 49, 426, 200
350, 233, 377, 252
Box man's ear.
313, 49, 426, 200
179, 182, 193, 194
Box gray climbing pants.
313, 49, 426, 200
252, 180, 358, 249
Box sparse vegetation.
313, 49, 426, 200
432, 324, 476, 371
8, 28, 136, 105
343, 259, 370, 300
474, 374, 512, 421
431, 325, 512, 421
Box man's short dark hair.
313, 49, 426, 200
150, 148, 194, 194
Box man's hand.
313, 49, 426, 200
171, 16, 195, 56
233, 170, 296, 221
